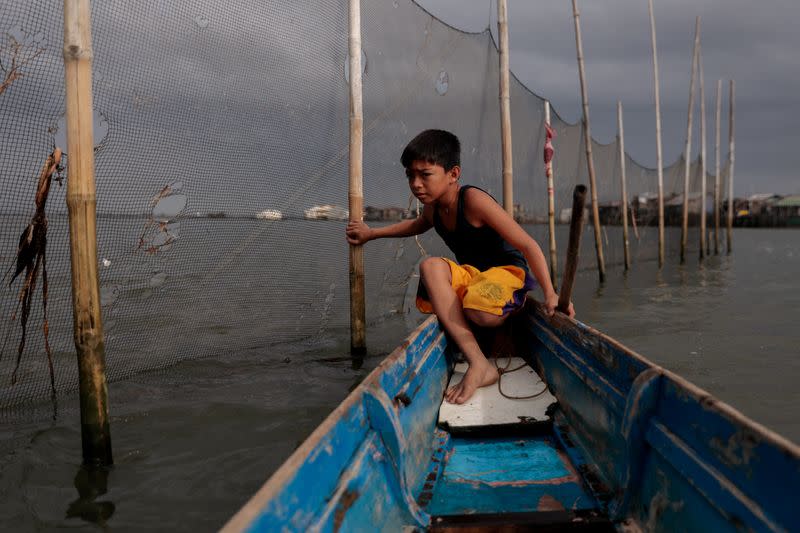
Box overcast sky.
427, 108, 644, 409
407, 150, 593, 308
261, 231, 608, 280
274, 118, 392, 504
416, 0, 800, 195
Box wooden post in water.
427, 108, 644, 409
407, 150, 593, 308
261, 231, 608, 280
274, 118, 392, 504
63, 0, 112, 466
681, 17, 700, 264
727, 80, 735, 254
544, 100, 557, 286
558, 185, 587, 314
617, 101, 630, 271
497, 0, 514, 215
647, 0, 665, 268
571, 0, 605, 283
714, 80, 722, 255
698, 40, 707, 259
348, 0, 366, 355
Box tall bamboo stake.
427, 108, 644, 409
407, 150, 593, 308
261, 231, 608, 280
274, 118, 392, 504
63, 0, 112, 466
617, 101, 630, 271
497, 0, 514, 215
727, 80, 735, 254
681, 17, 700, 264
714, 80, 721, 254
544, 100, 557, 286
558, 185, 587, 314
348, 0, 366, 355
647, 0, 665, 267
698, 40, 707, 259
571, 0, 605, 282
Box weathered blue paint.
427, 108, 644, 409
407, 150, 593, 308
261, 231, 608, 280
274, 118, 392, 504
444, 438, 570, 483
551, 412, 612, 507
305, 432, 406, 532
242, 401, 371, 532
224, 317, 448, 532
425, 436, 595, 516
425, 478, 592, 517
645, 421, 780, 530
612, 368, 663, 519
363, 387, 430, 527
520, 301, 800, 532
529, 311, 629, 493
390, 332, 450, 495
644, 374, 799, 530
225, 302, 800, 533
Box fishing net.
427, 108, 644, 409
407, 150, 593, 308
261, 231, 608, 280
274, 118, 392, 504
0, 0, 726, 408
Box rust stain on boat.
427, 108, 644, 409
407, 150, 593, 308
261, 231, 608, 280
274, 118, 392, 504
537, 494, 566, 511
333, 489, 359, 533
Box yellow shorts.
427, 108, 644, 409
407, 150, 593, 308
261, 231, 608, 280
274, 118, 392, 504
416, 258, 535, 317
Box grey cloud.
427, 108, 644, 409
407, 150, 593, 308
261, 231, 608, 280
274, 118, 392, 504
418, 0, 800, 194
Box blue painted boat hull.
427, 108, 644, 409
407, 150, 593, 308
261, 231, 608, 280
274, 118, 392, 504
224, 302, 800, 532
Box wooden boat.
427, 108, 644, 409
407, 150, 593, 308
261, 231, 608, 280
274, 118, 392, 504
223, 301, 800, 532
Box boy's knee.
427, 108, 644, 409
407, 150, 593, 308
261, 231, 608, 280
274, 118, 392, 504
464, 308, 507, 328
419, 257, 449, 279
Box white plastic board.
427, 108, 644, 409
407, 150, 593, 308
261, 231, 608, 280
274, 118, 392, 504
438, 357, 557, 428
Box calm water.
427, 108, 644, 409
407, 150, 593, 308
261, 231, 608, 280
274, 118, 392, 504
0, 227, 798, 531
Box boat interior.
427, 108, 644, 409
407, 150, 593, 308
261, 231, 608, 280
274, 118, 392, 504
414, 348, 615, 531
226, 301, 797, 532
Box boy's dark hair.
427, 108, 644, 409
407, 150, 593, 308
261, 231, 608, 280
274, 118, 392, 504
401, 129, 461, 171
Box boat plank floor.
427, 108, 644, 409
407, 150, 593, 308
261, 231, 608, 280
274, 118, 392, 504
424, 434, 598, 518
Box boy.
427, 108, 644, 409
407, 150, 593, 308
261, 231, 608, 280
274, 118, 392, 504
346, 129, 574, 404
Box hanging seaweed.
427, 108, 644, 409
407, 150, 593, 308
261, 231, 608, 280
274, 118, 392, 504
3, 148, 63, 395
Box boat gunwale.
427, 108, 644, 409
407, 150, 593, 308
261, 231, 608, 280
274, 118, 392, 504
222, 315, 440, 532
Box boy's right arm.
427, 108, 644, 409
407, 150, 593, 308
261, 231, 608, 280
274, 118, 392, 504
346, 212, 432, 245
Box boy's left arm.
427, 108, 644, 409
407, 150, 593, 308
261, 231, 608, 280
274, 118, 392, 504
467, 189, 574, 317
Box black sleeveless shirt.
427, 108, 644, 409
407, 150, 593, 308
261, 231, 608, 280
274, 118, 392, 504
432, 185, 530, 274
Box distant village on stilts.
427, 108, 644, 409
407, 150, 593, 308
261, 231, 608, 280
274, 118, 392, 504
246, 192, 800, 228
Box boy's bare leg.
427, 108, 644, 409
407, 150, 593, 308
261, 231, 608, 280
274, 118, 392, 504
419, 258, 499, 404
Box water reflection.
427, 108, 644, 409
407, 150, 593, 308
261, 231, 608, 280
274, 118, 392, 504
678, 263, 689, 286
594, 281, 605, 298
351, 350, 364, 370
65, 466, 115, 526
654, 268, 667, 288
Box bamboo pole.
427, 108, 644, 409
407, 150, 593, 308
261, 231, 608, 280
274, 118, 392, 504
558, 185, 587, 314
497, 0, 514, 215
647, 0, 665, 268
348, 0, 366, 355
681, 17, 700, 264
698, 40, 707, 259
571, 0, 605, 282
617, 101, 630, 271
714, 80, 721, 254
727, 80, 735, 254
544, 100, 557, 286
63, 0, 112, 466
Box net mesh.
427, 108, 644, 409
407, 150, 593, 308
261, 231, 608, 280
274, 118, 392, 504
0, 0, 724, 408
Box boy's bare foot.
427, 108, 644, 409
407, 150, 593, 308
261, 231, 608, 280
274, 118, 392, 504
445, 361, 499, 404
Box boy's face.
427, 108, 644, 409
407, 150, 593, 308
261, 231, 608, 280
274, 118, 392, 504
405, 160, 459, 204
